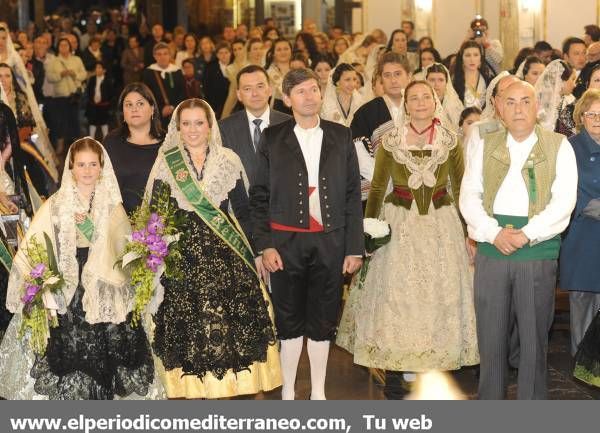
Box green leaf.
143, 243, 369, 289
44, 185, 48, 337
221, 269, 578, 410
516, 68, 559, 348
43, 232, 59, 274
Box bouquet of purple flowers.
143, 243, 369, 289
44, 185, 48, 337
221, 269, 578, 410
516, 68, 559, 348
119, 183, 182, 325
18, 233, 64, 355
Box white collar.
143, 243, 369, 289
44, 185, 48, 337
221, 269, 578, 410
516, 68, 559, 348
294, 117, 321, 134
507, 129, 537, 149
247, 107, 270, 124
148, 62, 180, 78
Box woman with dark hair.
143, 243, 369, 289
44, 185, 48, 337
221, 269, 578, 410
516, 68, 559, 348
418, 36, 434, 51
174, 33, 199, 68
414, 47, 442, 74
386, 29, 418, 71
263, 26, 281, 42
515, 55, 545, 86
103, 82, 164, 215
321, 63, 364, 126
294, 32, 319, 66
535, 59, 577, 136
311, 56, 333, 95
422, 62, 464, 130
265, 38, 292, 113
511, 47, 535, 75
451, 40, 493, 109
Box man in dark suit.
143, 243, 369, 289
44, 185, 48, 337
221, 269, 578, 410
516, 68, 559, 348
219, 64, 290, 183
204, 42, 232, 119
142, 42, 185, 129
249, 68, 363, 400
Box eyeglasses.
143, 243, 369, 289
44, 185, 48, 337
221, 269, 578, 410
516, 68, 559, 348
583, 111, 600, 120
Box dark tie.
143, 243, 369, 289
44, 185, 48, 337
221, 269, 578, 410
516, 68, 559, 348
252, 118, 263, 151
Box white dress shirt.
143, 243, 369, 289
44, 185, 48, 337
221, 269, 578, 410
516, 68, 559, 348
294, 119, 323, 225
459, 128, 578, 245
247, 107, 270, 136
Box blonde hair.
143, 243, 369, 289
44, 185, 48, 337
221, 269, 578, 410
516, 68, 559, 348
573, 88, 600, 132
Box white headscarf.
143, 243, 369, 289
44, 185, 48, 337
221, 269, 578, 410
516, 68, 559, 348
0, 24, 58, 182
535, 59, 573, 131
6, 139, 132, 325
481, 70, 511, 121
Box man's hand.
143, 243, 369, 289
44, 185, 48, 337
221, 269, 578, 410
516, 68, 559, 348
342, 256, 362, 274
262, 248, 284, 272
493, 228, 529, 255
162, 105, 174, 117
255, 255, 270, 284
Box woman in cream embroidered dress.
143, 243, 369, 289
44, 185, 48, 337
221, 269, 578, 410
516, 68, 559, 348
144, 98, 281, 399
321, 63, 364, 127
0, 138, 163, 399
337, 80, 479, 373
266, 39, 292, 114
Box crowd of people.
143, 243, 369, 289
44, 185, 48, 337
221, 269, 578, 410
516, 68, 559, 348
1, 8, 600, 400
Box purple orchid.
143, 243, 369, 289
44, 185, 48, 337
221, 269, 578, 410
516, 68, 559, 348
148, 239, 168, 257
21, 284, 41, 304
30, 263, 46, 279
146, 254, 163, 272
147, 213, 164, 235
145, 233, 160, 246
131, 230, 146, 243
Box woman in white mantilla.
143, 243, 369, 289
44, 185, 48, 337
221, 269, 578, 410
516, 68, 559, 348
0, 138, 163, 399
144, 98, 281, 399
338, 80, 478, 381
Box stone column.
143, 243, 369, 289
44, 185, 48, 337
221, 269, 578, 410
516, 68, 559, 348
499, 0, 519, 70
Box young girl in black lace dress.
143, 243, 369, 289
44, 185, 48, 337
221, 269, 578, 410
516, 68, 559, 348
0, 138, 163, 399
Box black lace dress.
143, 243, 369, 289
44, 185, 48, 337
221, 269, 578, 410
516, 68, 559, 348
574, 309, 600, 388
150, 180, 279, 398
29, 248, 156, 400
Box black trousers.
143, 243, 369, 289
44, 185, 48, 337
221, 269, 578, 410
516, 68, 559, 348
270, 229, 346, 341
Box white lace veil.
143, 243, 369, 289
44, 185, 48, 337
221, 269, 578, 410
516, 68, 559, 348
7, 138, 132, 324
147, 99, 247, 211
535, 59, 568, 131
0, 24, 58, 182
481, 71, 510, 121
338, 34, 367, 66
515, 60, 526, 79
321, 65, 364, 127
415, 63, 464, 131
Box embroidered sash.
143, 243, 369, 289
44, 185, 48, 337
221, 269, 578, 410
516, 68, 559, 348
76, 217, 95, 243
163, 147, 257, 277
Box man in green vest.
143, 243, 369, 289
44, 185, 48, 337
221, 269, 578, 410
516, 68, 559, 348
460, 81, 578, 399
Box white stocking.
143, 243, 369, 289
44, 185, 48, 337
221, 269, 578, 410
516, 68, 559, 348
89, 125, 97, 139
307, 339, 330, 400
280, 336, 303, 400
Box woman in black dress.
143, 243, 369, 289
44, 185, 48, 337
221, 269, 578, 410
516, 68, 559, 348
104, 82, 164, 215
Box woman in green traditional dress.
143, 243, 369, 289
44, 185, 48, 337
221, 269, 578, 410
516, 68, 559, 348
144, 98, 281, 399
337, 80, 479, 397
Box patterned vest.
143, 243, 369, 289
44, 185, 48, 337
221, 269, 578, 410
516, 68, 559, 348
482, 125, 562, 219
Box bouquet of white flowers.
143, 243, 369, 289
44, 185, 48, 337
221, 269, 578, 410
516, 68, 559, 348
357, 218, 391, 290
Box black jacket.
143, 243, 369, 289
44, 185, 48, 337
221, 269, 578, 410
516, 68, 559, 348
249, 118, 363, 255
203, 60, 230, 119
218, 108, 290, 183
